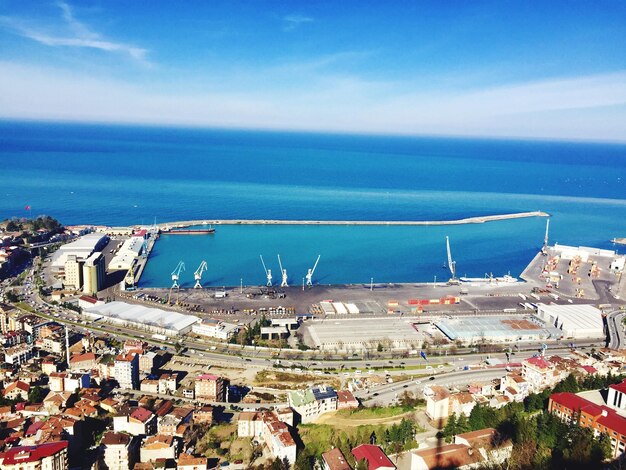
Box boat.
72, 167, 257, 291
166, 228, 215, 235
460, 273, 518, 284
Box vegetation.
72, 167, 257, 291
4, 215, 62, 233
230, 314, 271, 346
336, 405, 414, 420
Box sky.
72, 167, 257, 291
0, 1, 625, 141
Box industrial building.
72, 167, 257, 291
84, 301, 199, 336
109, 237, 144, 271
435, 316, 562, 343
535, 303, 605, 339
50, 233, 109, 273
63, 251, 106, 293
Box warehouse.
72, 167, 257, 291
535, 303, 604, 339
50, 233, 109, 272
84, 301, 199, 336
108, 237, 144, 271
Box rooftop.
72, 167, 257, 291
322, 447, 352, 470
351, 444, 395, 470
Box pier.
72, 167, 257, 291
157, 210, 549, 230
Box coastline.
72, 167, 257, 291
156, 211, 549, 229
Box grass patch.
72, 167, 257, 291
336, 405, 413, 420
16, 302, 36, 313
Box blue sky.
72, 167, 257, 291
0, 1, 625, 141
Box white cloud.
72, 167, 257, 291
283, 14, 314, 31
0, 2, 148, 62
0, 61, 625, 142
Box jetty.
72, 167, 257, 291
157, 211, 549, 230
612, 238, 626, 246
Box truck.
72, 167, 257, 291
152, 333, 167, 341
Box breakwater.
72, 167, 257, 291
157, 211, 549, 230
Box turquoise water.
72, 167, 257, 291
1, 120, 625, 286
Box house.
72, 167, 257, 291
449, 392, 475, 417
322, 447, 352, 470
3, 380, 30, 400
69, 352, 97, 371
158, 373, 179, 395
140, 434, 180, 463
102, 431, 139, 470
521, 356, 560, 392
351, 445, 395, 470
140, 379, 159, 394
337, 390, 359, 409
192, 406, 214, 425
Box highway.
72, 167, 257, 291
607, 309, 626, 350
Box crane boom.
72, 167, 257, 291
277, 254, 288, 287
260, 255, 269, 275
446, 236, 456, 279
194, 260, 207, 289
260, 255, 272, 286
311, 255, 321, 275
306, 255, 321, 286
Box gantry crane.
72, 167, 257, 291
260, 255, 272, 286
278, 254, 288, 287
306, 255, 321, 286
168, 261, 185, 304
194, 261, 207, 289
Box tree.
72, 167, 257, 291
28, 386, 46, 403
355, 459, 368, 470
443, 413, 458, 442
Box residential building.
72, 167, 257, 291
549, 392, 626, 458
64, 254, 83, 290
237, 410, 297, 465
4, 343, 35, 365
140, 379, 159, 394
424, 386, 450, 421
288, 385, 338, 423
0, 441, 69, 470
115, 353, 140, 390
102, 431, 138, 470
158, 373, 179, 395
607, 380, 626, 411
351, 444, 395, 470
69, 352, 97, 372
192, 406, 214, 425
522, 356, 558, 392
194, 374, 226, 402
322, 447, 352, 470
113, 407, 157, 436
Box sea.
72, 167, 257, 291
1, 120, 625, 287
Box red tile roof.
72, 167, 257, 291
351, 444, 395, 470
551, 392, 626, 437
322, 447, 352, 470
610, 380, 626, 394
130, 407, 153, 423
526, 356, 551, 369
197, 374, 219, 381
0, 441, 68, 464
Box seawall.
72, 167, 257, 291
157, 211, 549, 229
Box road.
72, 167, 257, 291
355, 368, 510, 406
607, 310, 626, 349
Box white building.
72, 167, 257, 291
114, 353, 140, 390
191, 318, 239, 340
0, 441, 68, 470
109, 237, 144, 271
50, 233, 108, 273
102, 432, 137, 470
85, 301, 199, 336
535, 303, 604, 339
552, 244, 616, 262
238, 410, 297, 465
288, 386, 337, 423
4, 343, 35, 365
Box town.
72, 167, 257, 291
1, 215, 626, 470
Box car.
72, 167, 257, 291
372, 392, 379, 396
402, 384, 408, 388
234, 460, 243, 465
429, 376, 435, 381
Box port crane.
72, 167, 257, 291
193, 261, 207, 289
305, 255, 321, 286
168, 261, 185, 305
446, 236, 459, 285
278, 254, 288, 287
260, 255, 272, 286
541, 219, 550, 255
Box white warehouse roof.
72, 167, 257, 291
51, 233, 108, 268
536, 303, 604, 339
85, 301, 199, 334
